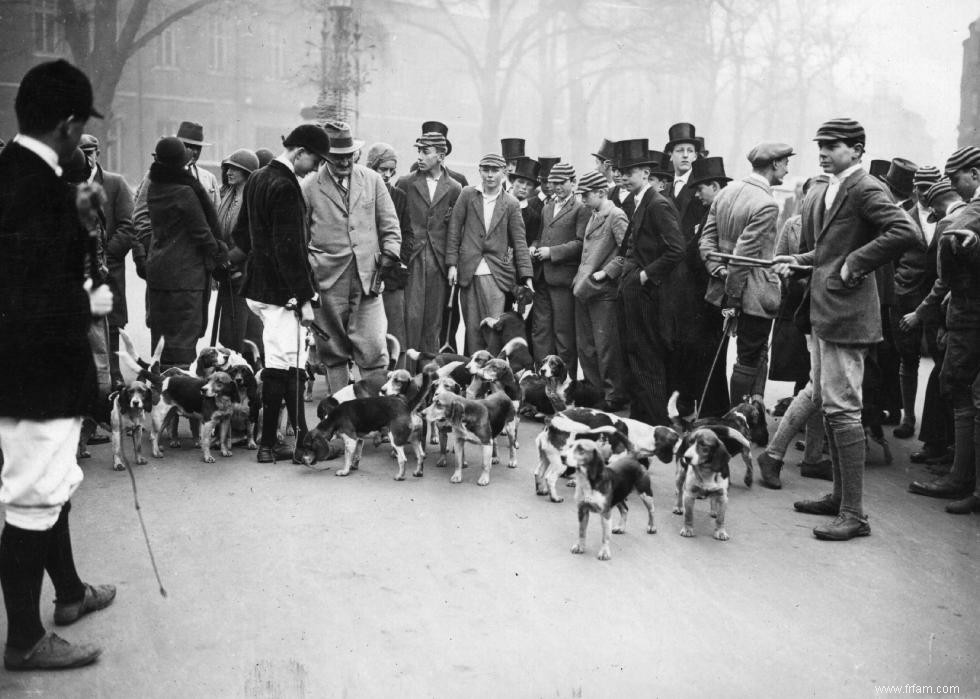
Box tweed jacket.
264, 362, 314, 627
792, 167, 918, 344
572, 201, 629, 302
0, 141, 96, 419
303, 163, 400, 295
94, 166, 136, 326
533, 194, 589, 287
700, 176, 782, 318
395, 169, 462, 275
446, 186, 533, 293
232, 160, 317, 307
892, 200, 932, 309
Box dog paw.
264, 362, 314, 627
647, 525, 657, 534
335, 469, 351, 477
450, 473, 462, 484
680, 526, 695, 538
393, 473, 405, 481
436, 457, 447, 468
246, 440, 258, 451
508, 460, 518, 469
136, 456, 148, 465
570, 543, 586, 554
744, 473, 753, 488
713, 529, 730, 541
672, 507, 683, 515
169, 440, 181, 449
597, 547, 612, 561
491, 456, 500, 465
202, 455, 216, 464
152, 450, 164, 459
413, 469, 424, 478
221, 449, 233, 457
477, 474, 490, 486
78, 449, 91, 460
113, 461, 126, 472
612, 526, 625, 535
549, 494, 565, 504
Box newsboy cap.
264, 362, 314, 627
282, 124, 331, 161
576, 170, 609, 194
547, 162, 576, 183
478, 153, 506, 169
944, 146, 980, 176
79, 134, 99, 152
913, 165, 941, 187
813, 118, 865, 144
15, 59, 103, 125
746, 142, 794, 166
924, 178, 954, 206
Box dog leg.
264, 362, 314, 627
534, 433, 549, 496
220, 418, 233, 457
111, 410, 127, 472
199, 420, 216, 463
412, 438, 425, 478
713, 493, 730, 541
451, 438, 465, 483
571, 505, 589, 554
436, 426, 449, 468
477, 444, 494, 486
429, 418, 440, 445
491, 440, 499, 465
680, 494, 697, 537
597, 514, 613, 560
245, 420, 258, 450
133, 424, 147, 465
639, 491, 657, 534
507, 422, 518, 469
742, 448, 754, 488
392, 444, 408, 481
167, 411, 181, 449
673, 465, 685, 515
335, 435, 358, 476
352, 438, 364, 470
150, 406, 169, 459
304, 376, 314, 403
612, 501, 629, 534
545, 454, 564, 503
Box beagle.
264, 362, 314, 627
565, 437, 656, 560
149, 370, 242, 463
110, 381, 157, 472
480, 310, 534, 373
677, 397, 767, 488
421, 390, 517, 486
675, 428, 734, 541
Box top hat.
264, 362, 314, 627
176, 121, 210, 147
591, 138, 617, 163
882, 158, 918, 198
501, 138, 526, 161
323, 120, 364, 155
694, 136, 708, 156
15, 59, 103, 124
509, 157, 541, 184
869, 159, 889, 179
421, 120, 452, 155
538, 156, 561, 182
282, 124, 331, 161
687, 156, 731, 189
647, 150, 673, 180
618, 139, 656, 170
665, 123, 698, 152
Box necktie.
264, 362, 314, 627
337, 177, 349, 205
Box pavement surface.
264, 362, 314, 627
1, 369, 978, 699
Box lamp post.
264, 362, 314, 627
312, 0, 354, 123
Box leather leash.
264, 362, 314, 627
123, 427, 167, 597
693, 313, 736, 421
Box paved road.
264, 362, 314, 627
1, 372, 978, 698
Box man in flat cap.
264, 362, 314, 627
0, 59, 116, 671
233, 123, 329, 464
304, 121, 401, 393
701, 143, 793, 473
396, 131, 462, 364
774, 118, 917, 539
446, 154, 533, 352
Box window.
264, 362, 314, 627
206, 124, 227, 164
33, 0, 64, 55
266, 25, 287, 80
153, 13, 177, 68
104, 119, 123, 174
208, 17, 228, 73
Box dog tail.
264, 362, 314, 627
386, 334, 401, 371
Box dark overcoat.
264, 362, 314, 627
95, 165, 135, 327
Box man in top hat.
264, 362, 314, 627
304, 121, 401, 394
537, 156, 561, 203
233, 123, 330, 464
530, 161, 588, 375
79, 134, 138, 386
773, 118, 917, 539
418, 121, 468, 186
446, 153, 533, 352
665, 122, 707, 244
592, 139, 617, 185
701, 144, 793, 482
396, 131, 463, 363
607, 142, 631, 210
509, 157, 543, 246
908, 146, 980, 514
615, 138, 685, 425
0, 59, 117, 671
501, 138, 526, 174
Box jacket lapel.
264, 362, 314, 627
347, 168, 364, 210
819, 171, 861, 237
486, 195, 505, 235
470, 192, 486, 230
430, 174, 452, 208
412, 173, 431, 205
318, 170, 348, 213
550, 198, 573, 225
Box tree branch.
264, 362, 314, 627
130, 0, 224, 55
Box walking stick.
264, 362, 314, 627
693, 312, 736, 421
439, 282, 458, 353
124, 432, 167, 598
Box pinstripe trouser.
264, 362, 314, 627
618, 272, 670, 426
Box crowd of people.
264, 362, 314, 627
2, 57, 980, 670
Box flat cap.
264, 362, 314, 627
746, 142, 794, 166
913, 165, 941, 187
924, 178, 954, 205
415, 132, 448, 152
547, 162, 576, 183
575, 170, 608, 194
813, 118, 866, 144
944, 146, 980, 176
79, 134, 99, 151
478, 153, 506, 169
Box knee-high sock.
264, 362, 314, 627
824, 416, 843, 505
260, 368, 287, 448
44, 501, 85, 606
899, 369, 918, 424
285, 367, 309, 441
729, 363, 757, 408
0, 524, 48, 650
827, 419, 867, 519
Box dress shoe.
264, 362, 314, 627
909, 444, 947, 464
926, 463, 951, 476
925, 447, 955, 466
793, 493, 840, 516
892, 422, 915, 439
907, 477, 972, 500
800, 459, 833, 481
757, 452, 782, 489
946, 495, 980, 514
4, 633, 101, 671
54, 583, 116, 626
813, 514, 871, 541
256, 443, 295, 463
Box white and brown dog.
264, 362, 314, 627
149, 370, 241, 463
110, 381, 156, 472
564, 437, 656, 561
675, 428, 738, 541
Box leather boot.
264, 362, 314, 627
729, 363, 757, 408
285, 367, 311, 464
258, 368, 287, 461
757, 452, 782, 489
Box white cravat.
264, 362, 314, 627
824, 163, 863, 209
673, 169, 690, 197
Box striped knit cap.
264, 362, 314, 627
576, 170, 608, 194
478, 153, 506, 169
924, 178, 954, 205
415, 132, 448, 153
913, 165, 941, 187
813, 118, 866, 144
943, 146, 980, 176
547, 161, 576, 183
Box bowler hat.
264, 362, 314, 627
501, 138, 525, 161
323, 120, 363, 155
421, 120, 453, 155
665, 123, 698, 152
15, 59, 103, 125
154, 136, 189, 168
255, 148, 275, 168
687, 156, 731, 189
176, 121, 210, 147
282, 124, 331, 161
509, 157, 541, 184
591, 138, 617, 163
882, 157, 917, 198
618, 139, 656, 170
538, 156, 561, 182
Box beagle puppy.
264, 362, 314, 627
149, 370, 241, 463
110, 381, 157, 472
427, 376, 463, 468
565, 437, 656, 561
421, 390, 517, 486
678, 398, 765, 488
675, 428, 734, 541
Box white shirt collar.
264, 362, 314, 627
828, 163, 863, 185
275, 153, 296, 176
633, 183, 651, 204
480, 187, 501, 202
519, 198, 528, 210
13, 134, 62, 176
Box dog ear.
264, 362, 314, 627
448, 398, 463, 424
710, 440, 731, 479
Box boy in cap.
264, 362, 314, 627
446, 154, 533, 352
530, 161, 588, 375
233, 123, 329, 463
773, 118, 917, 539
0, 59, 116, 671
